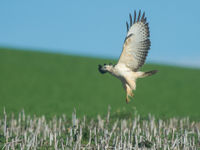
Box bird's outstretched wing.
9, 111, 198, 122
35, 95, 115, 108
117, 10, 150, 71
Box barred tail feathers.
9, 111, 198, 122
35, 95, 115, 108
137, 70, 158, 78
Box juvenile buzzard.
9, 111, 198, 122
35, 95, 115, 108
98, 10, 157, 103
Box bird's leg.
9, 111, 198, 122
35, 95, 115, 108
125, 84, 134, 103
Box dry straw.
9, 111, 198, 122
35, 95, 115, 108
0, 108, 200, 149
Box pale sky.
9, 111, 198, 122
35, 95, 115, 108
0, 0, 200, 67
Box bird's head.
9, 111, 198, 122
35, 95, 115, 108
98, 63, 114, 74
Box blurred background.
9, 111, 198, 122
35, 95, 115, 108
0, 0, 200, 119
1, 0, 200, 67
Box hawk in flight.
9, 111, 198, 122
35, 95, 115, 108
98, 10, 157, 103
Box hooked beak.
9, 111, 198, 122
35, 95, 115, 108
98, 64, 107, 74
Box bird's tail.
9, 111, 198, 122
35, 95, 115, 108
137, 70, 158, 78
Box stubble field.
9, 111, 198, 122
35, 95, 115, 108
1, 48, 200, 149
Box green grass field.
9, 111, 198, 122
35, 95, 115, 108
1, 48, 200, 119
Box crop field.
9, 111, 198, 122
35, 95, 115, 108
1, 48, 200, 149
1, 48, 200, 119
1, 109, 200, 149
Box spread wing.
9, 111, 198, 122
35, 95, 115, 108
117, 10, 150, 71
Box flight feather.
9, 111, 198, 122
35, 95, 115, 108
118, 10, 151, 71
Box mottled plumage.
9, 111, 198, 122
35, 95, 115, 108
98, 10, 157, 103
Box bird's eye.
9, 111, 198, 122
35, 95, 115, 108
104, 64, 106, 66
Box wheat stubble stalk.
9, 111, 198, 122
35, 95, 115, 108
0, 108, 200, 150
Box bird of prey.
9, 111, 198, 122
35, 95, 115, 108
98, 10, 157, 103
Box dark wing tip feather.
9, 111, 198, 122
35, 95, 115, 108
137, 10, 141, 22
143, 17, 147, 23
126, 21, 129, 32
141, 12, 145, 22
134, 10, 136, 23
129, 13, 132, 26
